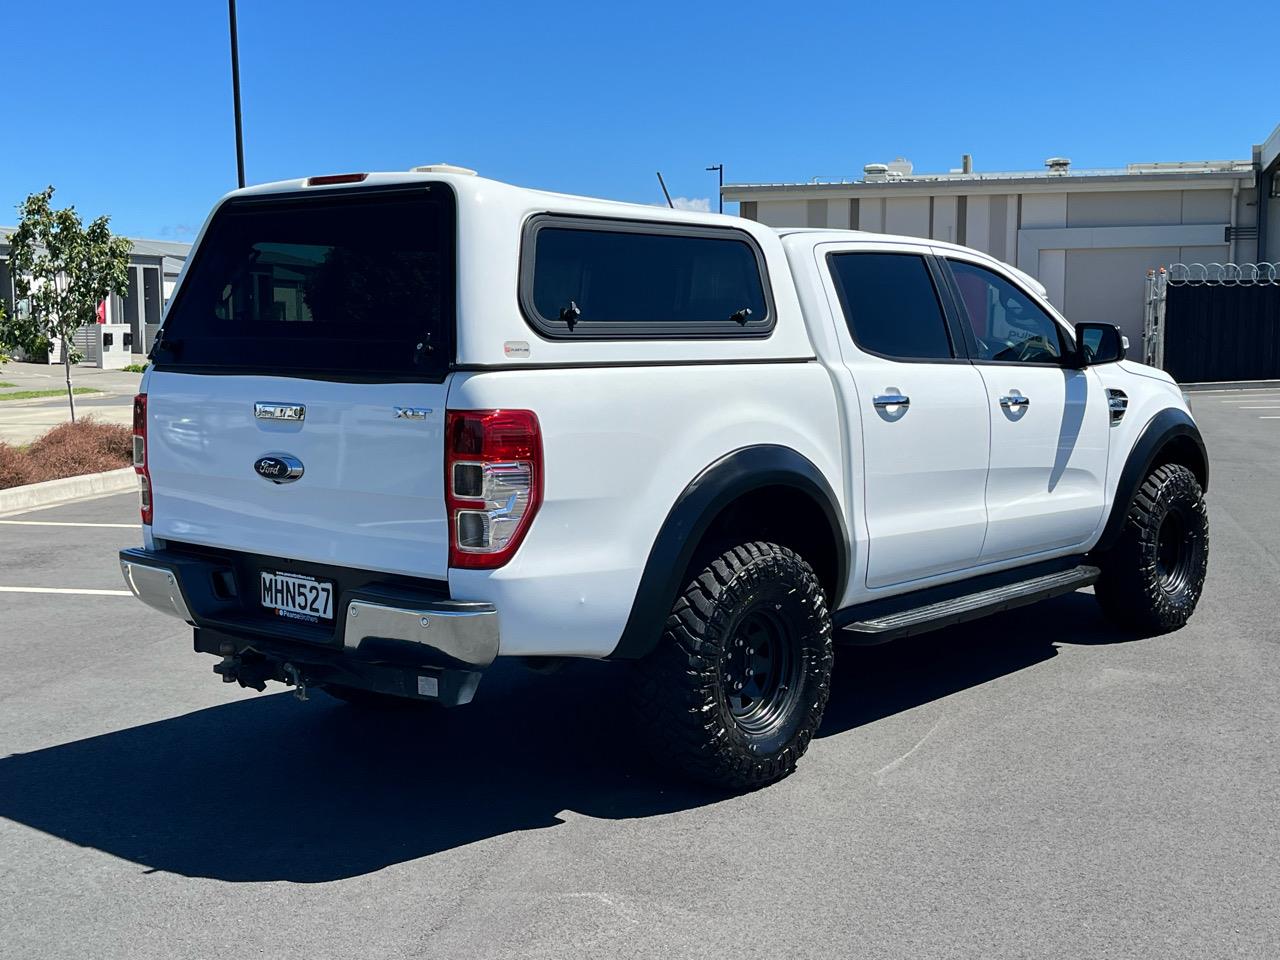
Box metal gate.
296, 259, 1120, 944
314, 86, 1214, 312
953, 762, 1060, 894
1143, 263, 1280, 382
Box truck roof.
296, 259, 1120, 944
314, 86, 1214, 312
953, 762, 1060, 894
774, 227, 1050, 300
221, 168, 749, 230
190, 167, 820, 368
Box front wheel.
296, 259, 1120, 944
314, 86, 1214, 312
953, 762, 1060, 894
632, 541, 833, 790
1094, 463, 1209, 634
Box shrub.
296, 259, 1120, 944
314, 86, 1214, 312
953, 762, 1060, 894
0, 417, 133, 489
0, 443, 38, 488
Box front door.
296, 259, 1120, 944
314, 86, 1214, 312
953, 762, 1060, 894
823, 245, 991, 589
943, 255, 1110, 563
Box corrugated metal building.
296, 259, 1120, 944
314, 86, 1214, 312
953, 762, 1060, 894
724, 123, 1280, 345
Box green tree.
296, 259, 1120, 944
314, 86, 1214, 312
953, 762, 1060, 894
2, 187, 131, 420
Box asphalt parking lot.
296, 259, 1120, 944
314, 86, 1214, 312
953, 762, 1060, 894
1, 388, 1277, 960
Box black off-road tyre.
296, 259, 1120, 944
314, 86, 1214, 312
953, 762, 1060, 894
1094, 463, 1209, 635
632, 541, 833, 791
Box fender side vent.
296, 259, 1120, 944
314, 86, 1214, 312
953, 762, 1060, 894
1107, 389, 1128, 424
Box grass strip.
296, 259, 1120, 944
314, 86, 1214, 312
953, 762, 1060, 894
0, 387, 104, 401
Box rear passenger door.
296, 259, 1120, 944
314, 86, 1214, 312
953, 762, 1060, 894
821, 243, 990, 589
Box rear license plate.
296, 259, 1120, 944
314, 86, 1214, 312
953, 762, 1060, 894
260, 570, 334, 622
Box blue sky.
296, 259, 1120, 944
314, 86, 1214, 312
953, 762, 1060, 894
2, 0, 1270, 240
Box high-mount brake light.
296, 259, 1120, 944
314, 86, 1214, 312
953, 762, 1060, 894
445, 409, 542, 569
306, 173, 369, 186
132, 393, 152, 525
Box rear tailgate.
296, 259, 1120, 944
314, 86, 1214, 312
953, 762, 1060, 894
148, 371, 450, 579
145, 182, 456, 581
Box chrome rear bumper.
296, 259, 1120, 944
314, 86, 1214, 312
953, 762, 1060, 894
120, 556, 195, 624
118, 548, 500, 669
344, 598, 498, 667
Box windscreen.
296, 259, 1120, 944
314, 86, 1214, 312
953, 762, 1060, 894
153, 185, 454, 378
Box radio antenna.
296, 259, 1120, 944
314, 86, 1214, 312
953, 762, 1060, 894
656, 171, 674, 208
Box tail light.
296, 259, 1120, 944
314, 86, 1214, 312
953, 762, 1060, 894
445, 409, 541, 569
132, 393, 152, 525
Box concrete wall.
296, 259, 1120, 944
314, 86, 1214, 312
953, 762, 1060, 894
753, 201, 809, 228
1063, 244, 1225, 344
884, 197, 930, 237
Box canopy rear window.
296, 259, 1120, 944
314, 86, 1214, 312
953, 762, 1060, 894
153, 185, 454, 379
520, 216, 773, 339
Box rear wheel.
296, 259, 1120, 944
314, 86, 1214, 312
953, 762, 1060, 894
632, 541, 833, 790
1094, 463, 1209, 634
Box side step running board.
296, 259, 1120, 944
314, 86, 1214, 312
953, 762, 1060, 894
840, 564, 1101, 643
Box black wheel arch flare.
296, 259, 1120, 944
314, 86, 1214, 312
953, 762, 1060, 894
608, 445, 849, 660
1094, 407, 1209, 554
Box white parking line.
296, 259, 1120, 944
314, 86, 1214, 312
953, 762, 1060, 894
1237, 406, 1280, 410
0, 586, 131, 596
1220, 397, 1280, 403
1192, 386, 1280, 393
0, 520, 136, 528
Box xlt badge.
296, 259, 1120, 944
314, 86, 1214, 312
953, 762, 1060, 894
255, 402, 306, 422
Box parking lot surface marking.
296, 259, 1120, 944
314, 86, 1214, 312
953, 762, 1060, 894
0, 520, 137, 528
0, 585, 132, 596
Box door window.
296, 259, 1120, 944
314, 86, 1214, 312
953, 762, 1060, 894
948, 260, 1065, 364
827, 252, 954, 360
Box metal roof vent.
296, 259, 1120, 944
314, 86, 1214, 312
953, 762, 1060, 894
863, 163, 890, 182
411, 163, 478, 176
1045, 157, 1072, 175
886, 157, 914, 178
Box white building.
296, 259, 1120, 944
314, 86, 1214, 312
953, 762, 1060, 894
724, 123, 1280, 345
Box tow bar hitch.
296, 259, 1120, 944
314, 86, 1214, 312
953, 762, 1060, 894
213, 651, 310, 700
212, 652, 272, 691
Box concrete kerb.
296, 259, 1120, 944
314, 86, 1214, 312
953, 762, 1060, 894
0, 468, 135, 517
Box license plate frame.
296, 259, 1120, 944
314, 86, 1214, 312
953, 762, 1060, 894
260, 570, 335, 622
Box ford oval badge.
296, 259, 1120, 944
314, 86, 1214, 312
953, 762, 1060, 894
255, 454, 304, 484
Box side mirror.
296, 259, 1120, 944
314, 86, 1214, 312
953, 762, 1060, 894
1074, 322, 1127, 366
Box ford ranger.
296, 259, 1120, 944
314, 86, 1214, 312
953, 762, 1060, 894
119, 166, 1209, 789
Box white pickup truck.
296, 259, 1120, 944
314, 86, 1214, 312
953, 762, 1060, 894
120, 166, 1209, 789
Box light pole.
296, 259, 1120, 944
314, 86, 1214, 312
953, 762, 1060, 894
706, 164, 724, 213
228, 0, 246, 188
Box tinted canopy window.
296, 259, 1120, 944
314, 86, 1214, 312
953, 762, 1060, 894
828, 253, 953, 360
153, 186, 454, 377
525, 220, 770, 336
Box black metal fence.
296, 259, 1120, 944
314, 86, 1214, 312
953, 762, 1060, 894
1163, 284, 1280, 382
1149, 264, 1280, 383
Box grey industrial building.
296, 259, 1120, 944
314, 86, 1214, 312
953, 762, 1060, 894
724, 122, 1280, 345
0, 229, 190, 357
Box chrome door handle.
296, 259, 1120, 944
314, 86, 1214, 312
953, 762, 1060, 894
1000, 395, 1031, 408
873, 394, 910, 408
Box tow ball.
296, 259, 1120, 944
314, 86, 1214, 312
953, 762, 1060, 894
281, 663, 308, 702
212, 646, 308, 701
